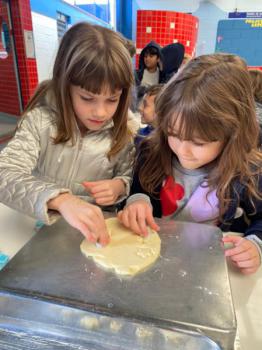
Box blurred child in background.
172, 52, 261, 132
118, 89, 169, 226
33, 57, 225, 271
136, 84, 163, 143
135, 41, 164, 87
249, 69, 262, 126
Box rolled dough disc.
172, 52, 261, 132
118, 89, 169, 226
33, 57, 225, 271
80, 217, 161, 276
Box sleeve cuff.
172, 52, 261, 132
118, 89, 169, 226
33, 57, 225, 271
113, 176, 131, 201
36, 188, 71, 225
126, 193, 152, 207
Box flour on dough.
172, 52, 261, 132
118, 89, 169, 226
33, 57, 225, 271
80, 218, 161, 276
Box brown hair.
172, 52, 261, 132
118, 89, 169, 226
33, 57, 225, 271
124, 38, 136, 58
24, 22, 134, 158
144, 84, 164, 98
196, 52, 247, 69
249, 69, 262, 103
181, 53, 192, 66
138, 54, 262, 217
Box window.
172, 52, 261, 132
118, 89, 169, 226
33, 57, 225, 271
57, 12, 69, 41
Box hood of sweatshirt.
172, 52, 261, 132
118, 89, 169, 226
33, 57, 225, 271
161, 42, 185, 75
138, 41, 163, 71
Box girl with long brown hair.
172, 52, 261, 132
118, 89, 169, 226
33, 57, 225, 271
119, 53, 262, 275
0, 22, 135, 246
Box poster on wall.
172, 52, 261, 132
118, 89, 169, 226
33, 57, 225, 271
24, 30, 35, 59
229, 12, 262, 19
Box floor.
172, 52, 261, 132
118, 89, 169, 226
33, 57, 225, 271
0, 113, 19, 150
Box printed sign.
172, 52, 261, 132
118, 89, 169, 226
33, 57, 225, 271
229, 12, 262, 19
245, 19, 262, 27
23, 30, 35, 59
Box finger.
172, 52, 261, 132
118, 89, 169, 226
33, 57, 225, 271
145, 206, 160, 231
240, 267, 259, 275
79, 210, 103, 238
225, 245, 248, 257
121, 209, 130, 229
96, 198, 114, 206
117, 210, 123, 222
82, 181, 94, 190
222, 235, 244, 244
76, 221, 97, 243
97, 225, 110, 246
229, 249, 258, 263
92, 186, 111, 195
137, 210, 149, 237
81, 212, 110, 246
231, 260, 239, 267
93, 191, 113, 200
82, 181, 110, 192
129, 209, 144, 236
85, 207, 110, 246
82, 181, 97, 187
235, 258, 260, 269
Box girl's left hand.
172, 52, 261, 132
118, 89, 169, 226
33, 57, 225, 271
223, 235, 261, 275
82, 179, 125, 206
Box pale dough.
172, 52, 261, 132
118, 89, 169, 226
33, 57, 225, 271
80, 316, 99, 330
80, 218, 161, 276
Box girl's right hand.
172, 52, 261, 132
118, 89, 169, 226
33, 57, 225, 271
48, 193, 110, 246
117, 200, 159, 237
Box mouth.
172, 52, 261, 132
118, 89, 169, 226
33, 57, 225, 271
88, 119, 105, 125
179, 157, 195, 162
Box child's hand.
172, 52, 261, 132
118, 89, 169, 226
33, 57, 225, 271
83, 179, 125, 206
223, 235, 261, 275
117, 200, 159, 237
48, 193, 110, 245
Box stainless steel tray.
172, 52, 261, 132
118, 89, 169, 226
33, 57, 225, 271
0, 292, 222, 350
0, 218, 236, 349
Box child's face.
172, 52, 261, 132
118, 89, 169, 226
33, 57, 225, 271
139, 94, 156, 125
144, 53, 159, 70
70, 85, 122, 131
168, 125, 223, 170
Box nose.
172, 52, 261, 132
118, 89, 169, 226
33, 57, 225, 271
94, 102, 106, 119
177, 140, 192, 156
138, 102, 143, 114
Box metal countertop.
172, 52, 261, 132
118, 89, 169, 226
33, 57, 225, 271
0, 217, 236, 349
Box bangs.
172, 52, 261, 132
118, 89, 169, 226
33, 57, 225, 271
159, 81, 231, 143
69, 53, 133, 94
168, 110, 223, 143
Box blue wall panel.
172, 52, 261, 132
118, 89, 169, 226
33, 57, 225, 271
30, 0, 110, 27
216, 19, 262, 66
116, 0, 132, 39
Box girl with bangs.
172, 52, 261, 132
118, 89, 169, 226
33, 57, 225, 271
118, 54, 262, 275
0, 22, 135, 246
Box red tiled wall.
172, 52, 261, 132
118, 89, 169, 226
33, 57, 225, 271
249, 66, 262, 70
0, 2, 21, 115
136, 10, 199, 67
10, 0, 38, 111
0, 0, 38, 116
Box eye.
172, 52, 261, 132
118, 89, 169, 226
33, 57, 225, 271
192, 141, 206, 147
80, 95, 93, 102
108, 99, 118, 103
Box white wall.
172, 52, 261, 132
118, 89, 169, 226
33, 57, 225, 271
135, 0, 262, 12
135, 0, 200, 12
211, 0, 262, 11
31, 12, 59, 82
